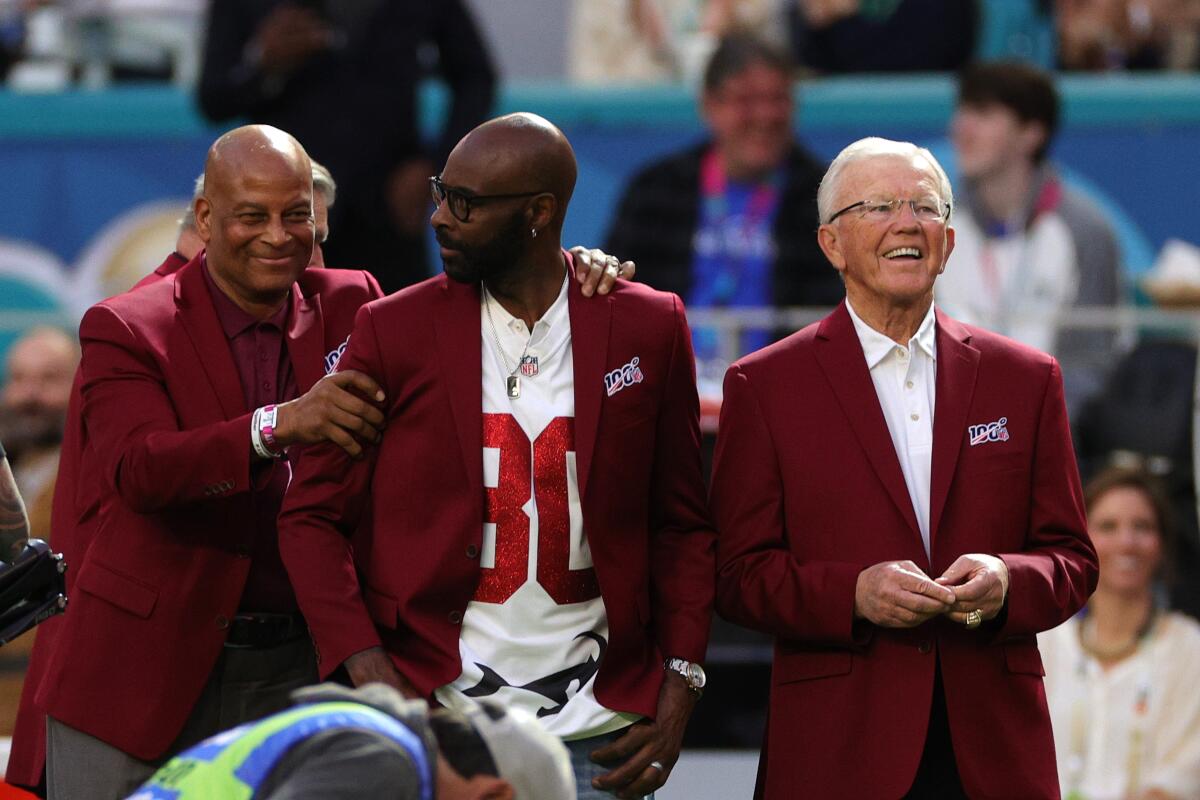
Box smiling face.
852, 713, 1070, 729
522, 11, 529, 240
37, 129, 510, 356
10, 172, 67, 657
1090, 485, 1164, 598
196, 134, 314, 313
817, 153, 955, 318
702, 61, 794, 181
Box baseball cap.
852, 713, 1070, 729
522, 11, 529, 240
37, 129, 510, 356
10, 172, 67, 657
455, 700, 576, 800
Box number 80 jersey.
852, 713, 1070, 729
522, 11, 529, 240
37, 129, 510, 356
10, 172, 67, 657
435, 279, 639, 740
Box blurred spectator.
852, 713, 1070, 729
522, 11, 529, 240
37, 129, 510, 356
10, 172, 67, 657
605, 34, 841, 394
0, 326, 77, 543
1057, 0, 1200, 71
976, 0, 1056, 67
198, 0, 496, 294
1039, 467, 1200, 800
788, 0, 979, 73
568, 0, 785, 84
935, 61, 1122, 411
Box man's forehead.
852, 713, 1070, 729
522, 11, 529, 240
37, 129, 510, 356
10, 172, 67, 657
841, 154, 940, 197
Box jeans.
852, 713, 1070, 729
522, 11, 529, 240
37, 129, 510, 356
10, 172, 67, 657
565, 728, 658, 800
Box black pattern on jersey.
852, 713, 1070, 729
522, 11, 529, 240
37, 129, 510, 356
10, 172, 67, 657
462, 631, 606, 717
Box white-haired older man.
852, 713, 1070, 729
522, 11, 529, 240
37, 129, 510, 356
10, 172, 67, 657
711, 137, 1098, 799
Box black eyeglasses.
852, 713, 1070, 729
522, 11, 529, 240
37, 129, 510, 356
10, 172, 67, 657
826, 198, 951, 224
429, 176, 544, 223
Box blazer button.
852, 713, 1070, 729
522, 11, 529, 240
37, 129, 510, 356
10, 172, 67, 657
917, 640, 932, 654
465, 544, 479, 559
215, 615, 230, 630
447, 610, 463, 624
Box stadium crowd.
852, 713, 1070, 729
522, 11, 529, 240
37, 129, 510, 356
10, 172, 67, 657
0, 2, 1199, 799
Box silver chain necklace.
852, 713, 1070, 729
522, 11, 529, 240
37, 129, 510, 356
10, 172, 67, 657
482, 285, 532, 398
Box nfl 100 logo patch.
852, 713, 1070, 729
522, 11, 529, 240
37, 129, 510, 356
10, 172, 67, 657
969, 416, 1010, 447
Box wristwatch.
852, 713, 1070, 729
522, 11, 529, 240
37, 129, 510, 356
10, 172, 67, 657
664, 657, 706, 696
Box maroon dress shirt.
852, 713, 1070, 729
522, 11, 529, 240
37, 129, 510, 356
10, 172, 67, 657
204, 262, 300, 613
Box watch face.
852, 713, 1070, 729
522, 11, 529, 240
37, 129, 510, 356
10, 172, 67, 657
687, 662, 706, 689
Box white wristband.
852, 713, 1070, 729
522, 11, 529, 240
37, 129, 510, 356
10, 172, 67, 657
250, 407, 280, 460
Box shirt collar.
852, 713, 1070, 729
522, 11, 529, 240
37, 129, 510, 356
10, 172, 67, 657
202, 256, 290, 339
845, 298, 937, 370
482, 268, 570, 342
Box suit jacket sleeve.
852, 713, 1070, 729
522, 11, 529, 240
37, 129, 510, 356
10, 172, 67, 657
79, 304, 255, 514
996, 358, 1098, 638
711, 363, 864, 646
278, 303, 387, 678
648, 297, 716, 662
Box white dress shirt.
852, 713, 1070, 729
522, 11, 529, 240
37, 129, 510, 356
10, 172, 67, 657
845, 299, 938, 557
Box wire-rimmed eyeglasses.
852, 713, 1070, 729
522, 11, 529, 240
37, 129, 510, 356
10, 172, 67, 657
826, 198, 951, 224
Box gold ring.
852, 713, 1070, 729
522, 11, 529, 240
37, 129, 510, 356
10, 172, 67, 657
964, 609, 983, 629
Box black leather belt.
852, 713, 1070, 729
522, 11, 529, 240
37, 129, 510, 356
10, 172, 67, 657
225, 612, 307, 650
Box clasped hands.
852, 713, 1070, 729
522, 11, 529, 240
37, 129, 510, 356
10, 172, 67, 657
854, 554, 1010, 629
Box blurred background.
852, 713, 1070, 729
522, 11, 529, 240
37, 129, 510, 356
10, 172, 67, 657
1, 1, 1199, 796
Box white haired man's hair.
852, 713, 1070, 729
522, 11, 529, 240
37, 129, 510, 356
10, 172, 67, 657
178, 173, 206, 235
311, 159, 336, 208
817, 137, 954, 225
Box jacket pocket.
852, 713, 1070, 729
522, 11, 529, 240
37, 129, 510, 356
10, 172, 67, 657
77, 561, 158, 619
364, 585, 399, 630
773, 650, 853, 685
1004, 641, 1045, 676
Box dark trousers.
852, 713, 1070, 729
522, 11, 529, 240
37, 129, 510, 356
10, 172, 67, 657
904, 665, 968, 800
47, 634, 317, 800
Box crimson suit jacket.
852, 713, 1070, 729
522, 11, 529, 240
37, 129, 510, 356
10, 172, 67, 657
30, 254, 380, 762
277, 268, 715, 719
711, 303, 1097, 800
7, 250, 190, 791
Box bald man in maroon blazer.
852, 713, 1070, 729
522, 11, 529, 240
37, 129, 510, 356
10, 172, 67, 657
712, 138, 1097, 799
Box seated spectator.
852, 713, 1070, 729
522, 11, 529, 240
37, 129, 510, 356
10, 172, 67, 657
0, 327, 78, 543
605, 33, 842, 391
788, 0, 979, 73
1039, 467, 1200, 800
1057, 0, 1200, 71
936, 61, 1123, 411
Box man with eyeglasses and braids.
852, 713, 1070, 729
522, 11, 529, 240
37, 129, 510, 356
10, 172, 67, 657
711, 136, 1098, 799
278, 112, 715, 800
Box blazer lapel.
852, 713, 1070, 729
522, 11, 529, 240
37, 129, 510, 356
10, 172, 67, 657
929, 310, 980, 548
814, 303, 923, 544
174, 256, 247, 421
433, 278, 483, 492
285, 283, 326, 392
567, 274, 611, 500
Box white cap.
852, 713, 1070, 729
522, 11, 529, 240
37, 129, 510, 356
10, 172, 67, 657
463, 700, 576, 800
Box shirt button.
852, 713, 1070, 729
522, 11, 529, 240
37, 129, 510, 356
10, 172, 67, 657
917, 640, 932, 654
448, 610, 463, 624
896, 348, 907, 359
906, 381, 914, 389
910, 413, 920, 421
465, 544, 479, 558
259, 351, 269, 361
262, 381, 271, 390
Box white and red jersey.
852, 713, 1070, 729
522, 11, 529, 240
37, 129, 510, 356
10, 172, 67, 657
435, 273, 638, 740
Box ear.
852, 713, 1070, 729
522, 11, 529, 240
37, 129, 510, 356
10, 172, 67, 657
816, 223, 847, 276
194, 197, 213, 244
939, 224, 956, 274
464, 775, 514, 800
1019, 120, 1049, 161
527, 193, 557, 232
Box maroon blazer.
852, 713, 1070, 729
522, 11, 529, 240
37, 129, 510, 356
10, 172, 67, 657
31, 254, 381, 762
711, 303, 1098, 800
277, 268, 715, 719
7, 250, 190, 791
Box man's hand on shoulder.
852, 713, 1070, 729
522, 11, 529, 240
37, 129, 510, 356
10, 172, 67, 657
935, 554, 1010, 625
590, 671, 696, 799
569, 246, 636, 297
344, 646, 417, 698
854, 560, 956, 628
272, 370, 386, 459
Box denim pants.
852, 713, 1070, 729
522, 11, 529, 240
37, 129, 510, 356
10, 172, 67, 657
565, 728, 658, 800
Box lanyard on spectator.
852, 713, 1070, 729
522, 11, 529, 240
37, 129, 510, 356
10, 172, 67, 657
698, 147, 782, 305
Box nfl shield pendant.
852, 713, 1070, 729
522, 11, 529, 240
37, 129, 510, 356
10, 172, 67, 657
506, 375, 521, 398
519, 355, 539, 377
